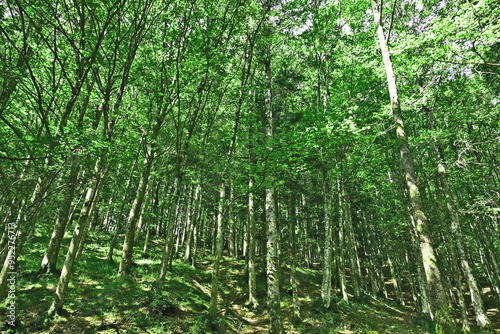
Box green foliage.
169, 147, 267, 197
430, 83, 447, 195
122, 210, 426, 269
149, 295, 178, 316
412, 313, 435, 333
1, 0, 499, 332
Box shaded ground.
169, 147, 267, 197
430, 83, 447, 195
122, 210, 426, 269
1, 234, 499, 333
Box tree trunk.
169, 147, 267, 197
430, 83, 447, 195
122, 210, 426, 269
247, 85, 258, 307
263, 42, 284, 332
387, 252, 404, 305
39, 154, 81, 274
208, 183, 226, 317
185, 181, 201, 262
405, 248, 420, 310
248, 171, 258, 307
107, 136, 143, 262
321, 171, 333, 308
118, 154, 153, 276
370, 2, 455, 332
288, 191, 301, 322
337, 179, 348, 302
76, 190, 100, 260
156, 178, 181, 291
207, 26, 253, 315
344, 189, 361, 298
439, 165, 494, 331
143, 212, 151, 254
49, 157, 105, 314
0, 160, 49, 299
423, 93, 494, 331
229, 180, 236, 258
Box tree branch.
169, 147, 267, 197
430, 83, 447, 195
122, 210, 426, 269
387, 0, 397, 43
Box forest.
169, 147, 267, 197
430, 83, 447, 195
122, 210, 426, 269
1, 0, 499, 333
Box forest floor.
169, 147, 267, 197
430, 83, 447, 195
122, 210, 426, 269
2, 233, 499, 333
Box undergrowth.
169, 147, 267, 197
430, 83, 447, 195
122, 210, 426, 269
0, 229, 498, 333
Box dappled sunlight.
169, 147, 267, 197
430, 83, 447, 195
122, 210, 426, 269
5, 230, 500, 333
135, 258, 161, 265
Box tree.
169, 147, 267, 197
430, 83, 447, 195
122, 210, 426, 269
370, 1, 455, 332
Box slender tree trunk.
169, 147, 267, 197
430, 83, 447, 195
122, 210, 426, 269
0, 160, 49, 299
211, 215, 217, 256
76, 189, 101, 260
101, 191, 116, 232
344, 190, 360, 298
375, 227, 388, 299
370, 2, 455, 332
143, 211, 151, 254
156, 178, 181, 291
266, 184, 283, 333
0, 197, 33, 301
247, 86, 258, 307
469, 219, 500, 304
244, 215, 249, 273
405, 248, 420, 310
191, 223, 198, 268
387, 252, 404, 305
439, 165, 494, 331
39, 154, 81, 274
248, 172, 258, 307
288, 191, 300, 322
208, 106, 244, 316
229, 180, 236, 258
185, 181, 201, 262
337, 178, 348, 302
423, 94, 494, 331
208, 183, 226, 317
207, 27, 254, 316
362, 216, 379, 296
321, 170, 333, 308
410, 217, 432, 314
172, 186, 189, 254
192, 193, 203, 268
263, 44, 283, 333
135, 203, 146, 245
118, 154, 153, 276
442, 229, 470, 332
49, 157, 105, 314
107, 135, 143, 262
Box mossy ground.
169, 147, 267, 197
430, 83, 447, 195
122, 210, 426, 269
1, 231, 499, 333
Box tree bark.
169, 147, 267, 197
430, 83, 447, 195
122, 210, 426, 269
424, 99, 494, 331
49, 157, 105, 314
208, 183, 226, 317
156, 178, 181, 291
371, 2, 455, 332
439, 165, 494, 331
229, 180, 236, 258
39, 154, 80, 274
344, 189, 361, 298
248, 169, 258, 307
107, 142, 141, 262
337, 178, 348, 302
288, 191, 300, 322
247, 86, 258, 308
185, 181, 201, 262
118, 154, 153, 276
321, 170, 333, 308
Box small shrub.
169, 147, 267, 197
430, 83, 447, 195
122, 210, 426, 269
150, 296, 178, 316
